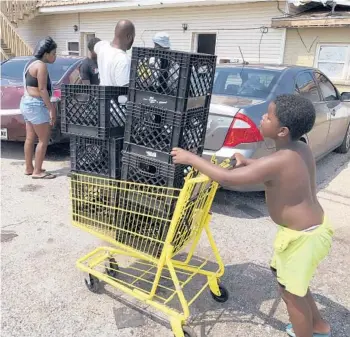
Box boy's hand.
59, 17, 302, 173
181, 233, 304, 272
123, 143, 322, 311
232, 153, 247, 167
171, 148, 194, 165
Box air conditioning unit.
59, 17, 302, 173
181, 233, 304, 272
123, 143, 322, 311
219, 58, 240, 64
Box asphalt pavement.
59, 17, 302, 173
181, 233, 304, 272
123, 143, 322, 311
1, 141, 349, 337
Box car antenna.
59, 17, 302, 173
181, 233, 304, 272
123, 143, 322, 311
239, 46, 249, 65
238, 46, 248, 80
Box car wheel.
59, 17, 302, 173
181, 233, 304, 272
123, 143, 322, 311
335, 123, 350, 154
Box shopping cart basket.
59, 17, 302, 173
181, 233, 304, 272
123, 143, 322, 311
70, 158, 235, 337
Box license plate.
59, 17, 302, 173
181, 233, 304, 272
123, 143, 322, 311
1, 128, 8, 140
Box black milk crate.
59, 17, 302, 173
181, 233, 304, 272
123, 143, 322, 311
123, 102, 208, 161
70, 136, 123, 178
129, 47, 217, 112
121, 152, 191, 188
61, 85, 128, 139
123, 142, 204, 164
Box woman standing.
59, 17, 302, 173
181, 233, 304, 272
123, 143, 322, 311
20, 36, 57, 179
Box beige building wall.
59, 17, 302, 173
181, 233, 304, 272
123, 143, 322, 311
16, 2, 286, 64
283, 28, 350, 93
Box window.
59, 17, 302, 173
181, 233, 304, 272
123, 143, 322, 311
315, 44, 350, 81
1, 58, 79, 83
314, 72, 338, 102
213, 67, 281, 99
295, 72, 320, 102
195, 34, 216, 55
69, 68, 82, 84
67, 41, 80, 56
81, 33, 95, 56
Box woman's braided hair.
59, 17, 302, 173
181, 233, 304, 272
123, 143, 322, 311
33, 36, 57, 59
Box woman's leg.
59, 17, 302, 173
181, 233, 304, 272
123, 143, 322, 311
24, 122, 36, 174
31, 122, 54, 177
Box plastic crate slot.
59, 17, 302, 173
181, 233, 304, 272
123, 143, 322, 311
121, 152, 191, 188
124, 102, 209, 154
61, 85, 128, 139
130, 47, 216, 104
70, 136, 123, 178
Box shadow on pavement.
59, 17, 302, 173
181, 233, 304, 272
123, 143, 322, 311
190, 263, 350, 336
96, 261, 349, 336
315, 152, 350, 192
212, 189, 267, 219
212, 152, 350, 220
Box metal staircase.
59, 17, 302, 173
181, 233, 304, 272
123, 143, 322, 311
0, 1, 38, 60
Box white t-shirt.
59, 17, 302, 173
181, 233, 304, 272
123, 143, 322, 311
94, 41, 130, 86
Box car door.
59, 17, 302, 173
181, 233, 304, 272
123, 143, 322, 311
314, 71, 348, 152
295, 71, 330, 159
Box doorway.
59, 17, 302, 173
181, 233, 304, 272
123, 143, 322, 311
196, 33, 217, 55
81, 32, 96, 56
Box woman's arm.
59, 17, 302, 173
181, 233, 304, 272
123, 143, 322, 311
37, 63, 56, 125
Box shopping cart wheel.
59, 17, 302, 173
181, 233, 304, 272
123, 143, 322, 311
85, 274, 100, 293
181, 326, 197, 337
210, 284, 229, 303
106, 258, 119, 278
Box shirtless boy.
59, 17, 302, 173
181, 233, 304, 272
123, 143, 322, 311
171, 94, 333, 337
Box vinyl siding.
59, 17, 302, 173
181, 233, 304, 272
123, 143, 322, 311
16, 2, 285, 64
284, 28, 350, 92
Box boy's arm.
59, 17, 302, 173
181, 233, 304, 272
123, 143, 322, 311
234, 153, 257, 168
172, 149, 280, 186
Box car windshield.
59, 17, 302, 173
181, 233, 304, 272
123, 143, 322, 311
1, 58, 78, 83
213, 67, 281, 99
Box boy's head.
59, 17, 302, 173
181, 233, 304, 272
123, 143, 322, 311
260, 94, 316, 142
88, 37, 101, 59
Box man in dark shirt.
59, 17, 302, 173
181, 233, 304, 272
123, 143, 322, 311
80, 37, 101, 85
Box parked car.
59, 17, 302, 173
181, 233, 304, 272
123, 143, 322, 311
203, 64, 350, 191
0, 56, 83, 144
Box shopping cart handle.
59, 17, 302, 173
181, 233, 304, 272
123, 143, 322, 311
220, 158, 237, 169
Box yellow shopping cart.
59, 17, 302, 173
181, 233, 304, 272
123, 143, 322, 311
70, 158, 234, 337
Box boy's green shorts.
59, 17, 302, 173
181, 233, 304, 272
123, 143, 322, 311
270, 216, 333, 297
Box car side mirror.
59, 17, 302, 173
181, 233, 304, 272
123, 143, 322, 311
341, 92, 350, 101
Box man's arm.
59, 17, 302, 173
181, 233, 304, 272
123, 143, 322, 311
171, 149, 281, 186
79, 61, 91, 85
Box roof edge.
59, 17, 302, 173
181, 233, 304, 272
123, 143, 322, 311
38, 0, 271, 14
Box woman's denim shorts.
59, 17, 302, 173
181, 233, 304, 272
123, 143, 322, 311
20, 95, 50, 125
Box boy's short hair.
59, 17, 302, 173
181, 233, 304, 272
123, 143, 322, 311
87, 37, 101, 53
274, 94, 316, 141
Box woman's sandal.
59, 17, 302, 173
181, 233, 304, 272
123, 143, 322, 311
286, 323, 331, 337
25, 169, 46, 176
32, 172, 56, 179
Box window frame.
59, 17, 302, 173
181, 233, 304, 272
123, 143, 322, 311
313, 71, 340, 102
66, 40, 80, 56
314, 43, 350, 84
191, 32, 217, 55
294, 70, 321, 103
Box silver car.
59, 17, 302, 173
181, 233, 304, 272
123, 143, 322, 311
203, 64, 350, 191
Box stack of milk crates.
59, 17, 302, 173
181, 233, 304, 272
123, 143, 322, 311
122, 47, 217, 189
60, 85, 128, 178
117, 48, 217, 255
60, 84, 129, 249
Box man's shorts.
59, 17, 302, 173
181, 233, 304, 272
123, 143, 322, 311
270, 216, 334, 297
